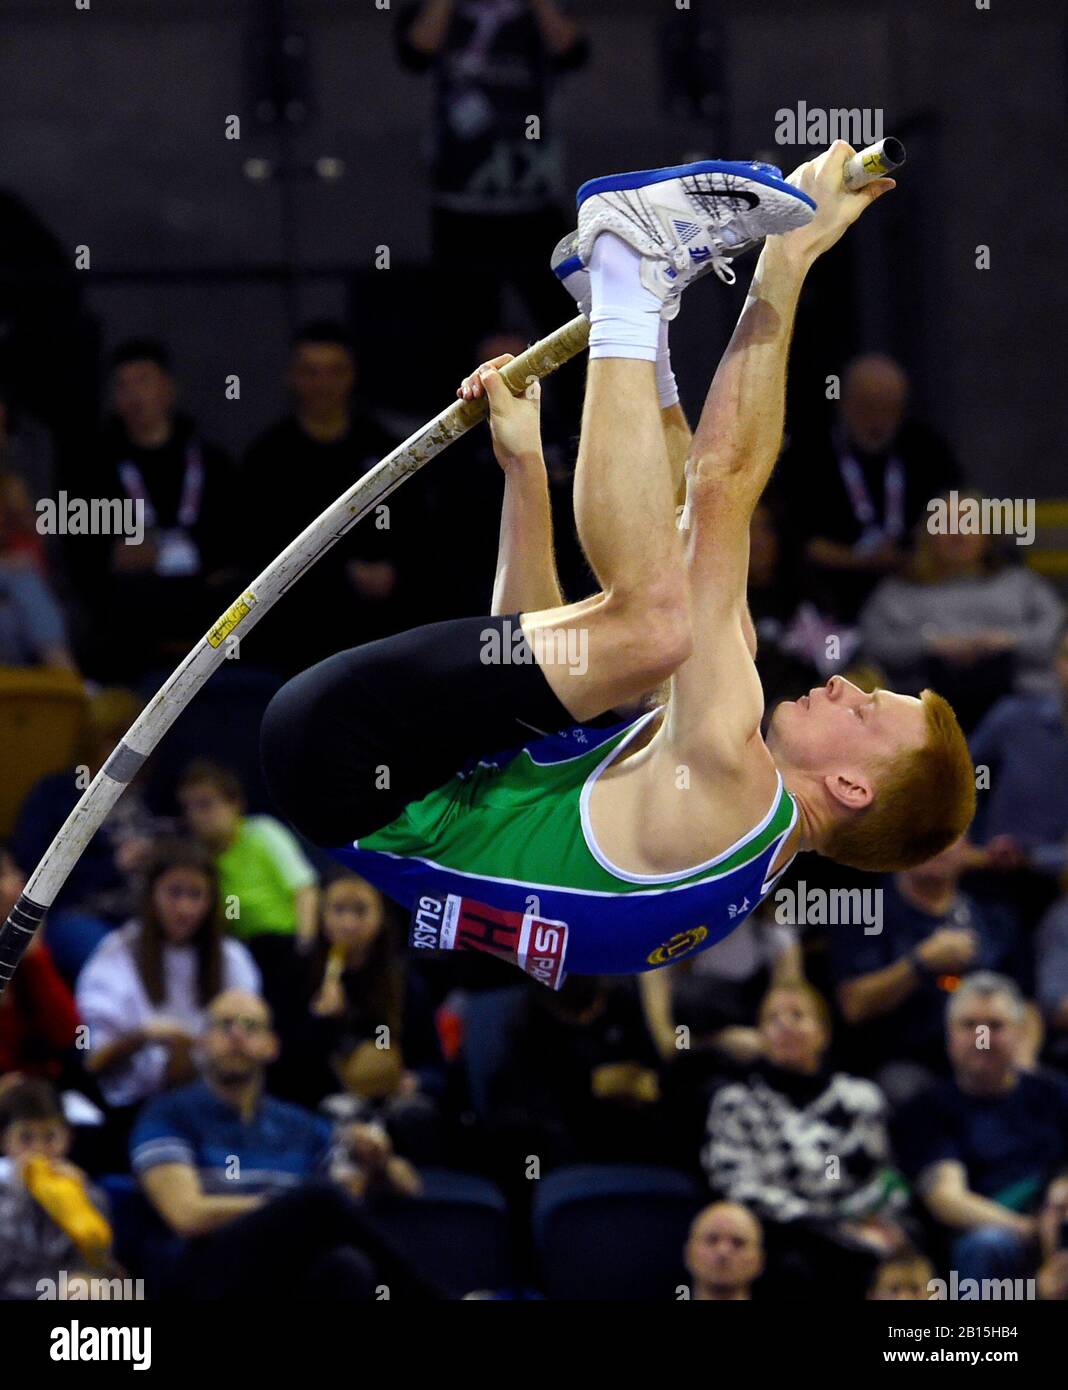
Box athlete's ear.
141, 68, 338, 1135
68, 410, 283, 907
823, 770, 874, 812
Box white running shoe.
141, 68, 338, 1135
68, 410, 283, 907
570, 158, 816, 319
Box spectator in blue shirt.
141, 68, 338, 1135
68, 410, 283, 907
893, 973, 1068, 1288
967, 624, 1068, 925
130, 989, 439, 1299
830, 838, 1026, 1104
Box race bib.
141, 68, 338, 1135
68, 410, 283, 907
409, 891, 568, 991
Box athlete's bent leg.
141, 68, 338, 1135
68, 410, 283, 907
260, 614, 575, 847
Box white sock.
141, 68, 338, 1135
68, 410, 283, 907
588, 233, 661, 362
655, 318, 679, 409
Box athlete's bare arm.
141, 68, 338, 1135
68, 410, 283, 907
459, 355, 565, 615
664, 142, 895, 767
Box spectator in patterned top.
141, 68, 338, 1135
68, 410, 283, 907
131, 989, 437, 1300
702, 981, 910, 1297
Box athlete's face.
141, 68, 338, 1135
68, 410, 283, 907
767, 676, 926, 808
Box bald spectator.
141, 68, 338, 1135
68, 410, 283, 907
131, 990, 438, 1300
775, 352, 958, 622
684, 1201, 765, 1301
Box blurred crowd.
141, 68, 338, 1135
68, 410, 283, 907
2, 0, 1068, 1303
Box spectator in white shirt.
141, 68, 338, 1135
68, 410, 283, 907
76, 838, 260, 1111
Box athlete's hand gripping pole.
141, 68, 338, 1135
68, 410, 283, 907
0, 315, 591, 998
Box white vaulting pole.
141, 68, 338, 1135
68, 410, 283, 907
0, 314, 591, 996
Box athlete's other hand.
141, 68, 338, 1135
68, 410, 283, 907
458, 353, 543, 467
775, 141, 895, 266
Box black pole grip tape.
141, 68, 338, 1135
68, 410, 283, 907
0, 892, 47, 997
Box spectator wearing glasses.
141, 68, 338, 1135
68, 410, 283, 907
131, 990, 439, 1300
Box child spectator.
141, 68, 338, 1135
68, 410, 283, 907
177, 760, 318, 1014
75, 838, 260, 1120
0, 845, 79, 1087
867, 1247, 937, 1300
0, 1079, 113, 1299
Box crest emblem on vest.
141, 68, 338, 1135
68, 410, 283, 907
647, 925, 708, 966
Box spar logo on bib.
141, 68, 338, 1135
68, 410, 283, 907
647, 925, 708, 967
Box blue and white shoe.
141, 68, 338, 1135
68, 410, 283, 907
570, 159, 816, 318
552, 229, 742, 321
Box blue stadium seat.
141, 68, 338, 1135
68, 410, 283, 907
371, 1168, 512, 1297
532, 1165, 705, 1300
460, 986, 528, 1121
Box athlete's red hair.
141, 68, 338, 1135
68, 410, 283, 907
821, 690, 975, 872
